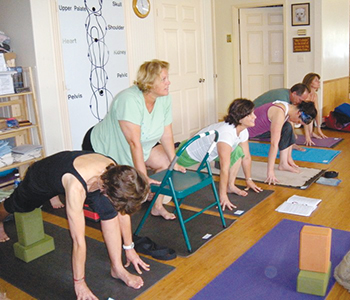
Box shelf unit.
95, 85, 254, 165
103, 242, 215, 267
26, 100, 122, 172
0, 67, 45, 177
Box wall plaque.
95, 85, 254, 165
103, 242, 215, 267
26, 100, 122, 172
293, 37, 311, 52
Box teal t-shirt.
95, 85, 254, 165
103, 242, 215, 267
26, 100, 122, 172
253, 88, 290, 108
91, 85, 172, 166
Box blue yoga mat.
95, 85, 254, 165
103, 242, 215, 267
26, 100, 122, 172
249, 142, 341, 164
192, 219, 350, 300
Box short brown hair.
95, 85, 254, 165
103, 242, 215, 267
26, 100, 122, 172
134, 59, 170, 93
290, 83, 310, 95
224, 98, 255, 126
101, 164, 149, 215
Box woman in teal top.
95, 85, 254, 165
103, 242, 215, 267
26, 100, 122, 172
83, 59, 185, 220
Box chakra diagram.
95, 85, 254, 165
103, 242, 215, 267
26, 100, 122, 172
84, 0, 113, 121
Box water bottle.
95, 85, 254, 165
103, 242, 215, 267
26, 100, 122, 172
14, 173, 21, 188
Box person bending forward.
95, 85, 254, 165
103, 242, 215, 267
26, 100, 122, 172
177, 99, 262, 211
0, 151, 150, 300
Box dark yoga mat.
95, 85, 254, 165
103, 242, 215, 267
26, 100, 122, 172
250, 135, 343, 148
179, 182, 274, 216
42, 201, 235, 257
0, 220, 175, 300
131, 204, 235, 257
192, 219, 350, 300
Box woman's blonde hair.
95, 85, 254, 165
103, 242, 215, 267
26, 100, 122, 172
134, 59, 169, 93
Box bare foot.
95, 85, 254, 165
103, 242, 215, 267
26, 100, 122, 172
227, 185, 248, 196
147, 192, 155, 201
50, 196, 64, 209
0, 223, 10, 242
278, 163, 300, 173
111, 267, 144, 289
292, 144, 306, 152
151, 206, 176, 220
288, 161, 299, 169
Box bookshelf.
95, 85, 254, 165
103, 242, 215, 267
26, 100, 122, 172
0, 67, 45, 181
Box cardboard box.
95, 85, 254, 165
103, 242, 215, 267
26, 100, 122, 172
4, 52, 16, 67
4, 52, 16, 61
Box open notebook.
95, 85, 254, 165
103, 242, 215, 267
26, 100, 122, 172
275, 195, 322, 217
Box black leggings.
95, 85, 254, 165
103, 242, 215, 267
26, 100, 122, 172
82, 127, 94, 151
256, 122, 295, 151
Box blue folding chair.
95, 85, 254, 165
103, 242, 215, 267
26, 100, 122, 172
134, 130, 226, 253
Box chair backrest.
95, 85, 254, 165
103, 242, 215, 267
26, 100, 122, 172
171, 130, 219, 173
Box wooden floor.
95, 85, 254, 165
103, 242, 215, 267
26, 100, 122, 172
2, 128, 350, 299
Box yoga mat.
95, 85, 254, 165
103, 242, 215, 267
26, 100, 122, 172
188, 161, 325, 189
179, 182, 274, 217
249, 142, 341, 164
250, 135, 343, 148
193, 219, 350, 300
42, 201, 235, 258
237, 161, 324, 189
132, 203, 235, 257
0, 220, 175, 300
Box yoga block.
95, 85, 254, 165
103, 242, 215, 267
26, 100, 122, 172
299, 225, 332, 272
14, 208, 45, 246
297, 262, 332, 296
13, 234, 55, 263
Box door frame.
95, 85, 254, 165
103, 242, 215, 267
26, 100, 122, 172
231, 2, 287, 99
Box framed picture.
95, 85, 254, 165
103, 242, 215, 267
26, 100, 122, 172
291, 3, 310, 26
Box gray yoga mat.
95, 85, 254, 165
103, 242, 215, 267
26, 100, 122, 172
0, 220, 175, 300
42, 201, 235, 258
188, 161, 325, 189
131, 203, 235, 257
177, 182, 274, 216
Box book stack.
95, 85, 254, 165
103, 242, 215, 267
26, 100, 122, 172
12, 144, 42, 162
0, 169, 18, 188
0, 140, 13, 167
297, 225, 332, 296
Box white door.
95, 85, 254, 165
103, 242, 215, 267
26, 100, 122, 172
154, 0, 206, 142
240, 6, 284, 100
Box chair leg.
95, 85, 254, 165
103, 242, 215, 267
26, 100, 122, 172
211, 181, 226, 228
172, 194, 192, 253
134, 190, 160, 235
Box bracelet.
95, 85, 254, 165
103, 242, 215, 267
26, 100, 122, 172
122, 242, 135, 250
246, 178, 253, 181
73, 277, 85, 282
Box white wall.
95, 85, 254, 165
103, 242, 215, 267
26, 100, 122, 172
321, 0, 349, 81
0, 0, 36, 67
214, 0, 349, 117
1, 0, 348, 152
214, 0, 285, 117
0, 0, 70, 155
285, 0, 314, 87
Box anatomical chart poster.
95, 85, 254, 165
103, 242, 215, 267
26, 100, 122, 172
58, 0, 129, 149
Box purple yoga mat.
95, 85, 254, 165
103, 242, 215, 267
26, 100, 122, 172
250, 135, 343, 148
295, 135, 343, 148
192, 219, 350, 300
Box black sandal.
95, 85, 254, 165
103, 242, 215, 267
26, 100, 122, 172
133, 236, 176, 261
